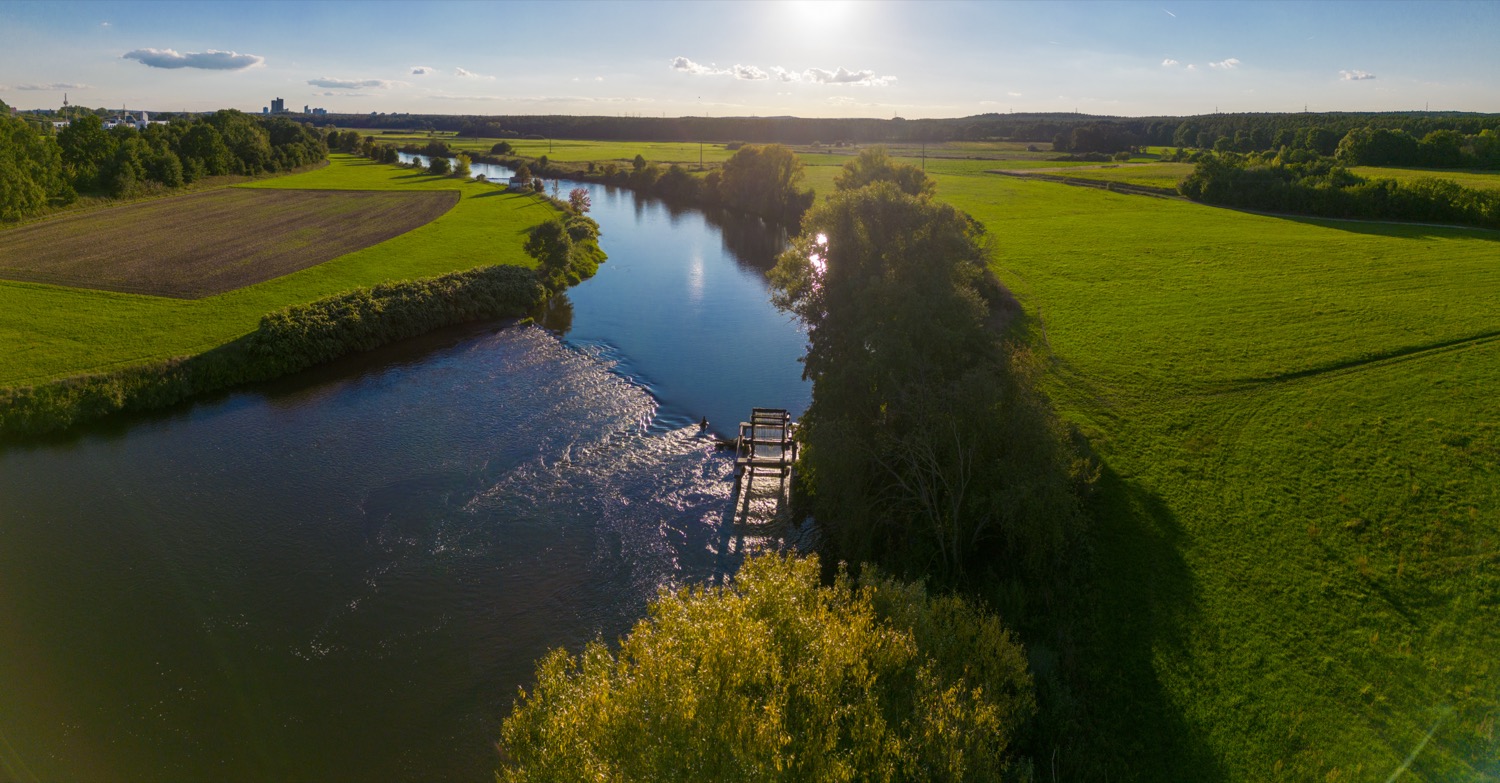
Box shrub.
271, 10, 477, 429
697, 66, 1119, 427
498, 553, 1036, 782
0, 265, 547, 437
251, 264, 546, 369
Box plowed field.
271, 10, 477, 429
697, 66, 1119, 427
0, 188, 459, 298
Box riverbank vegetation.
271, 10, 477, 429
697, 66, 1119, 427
499, 553, 1036, 782
1, 265, 545, 436
769, 156, 1088, 585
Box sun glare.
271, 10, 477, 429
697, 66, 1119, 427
791, 0, 853, 30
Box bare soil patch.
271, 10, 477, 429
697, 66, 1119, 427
0, 188, 459, 298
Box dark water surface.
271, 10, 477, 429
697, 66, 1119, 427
0, 180, 808, 781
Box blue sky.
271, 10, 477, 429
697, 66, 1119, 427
2, 0, 1496, 117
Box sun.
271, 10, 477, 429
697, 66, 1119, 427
789, 0, 854, 30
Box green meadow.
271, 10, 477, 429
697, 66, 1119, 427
1042, 161, 1196, 188
1352, 166, 1500, 192
0, 155, 549, 388
915, 168, 1499, 779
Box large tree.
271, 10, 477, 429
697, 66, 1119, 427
770, 182, 1085, 579
833, 146, 935, 198
717, 143, 813, 223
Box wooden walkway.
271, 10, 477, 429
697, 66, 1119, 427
732, 408, 797, 518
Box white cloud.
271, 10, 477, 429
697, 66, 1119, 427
122, 48, 264, 70
671, 56, 718, 75
99, 21, 110, 27
674, 57, 890, 86
454, 67, 493, 80
1340, 69, 1376, 81
670, 57, 766, 80
320, 91, 372, 98
411, 65, 433, 75
1161, 58, 1180, 67
308, 77, 398, 89
1208, 58, 1241, 70
1008, 91, 1023, 97
803, 66, 893, 86
1186, 64, 1197, 71
15, 82, 89, 90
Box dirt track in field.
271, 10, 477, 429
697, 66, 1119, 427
0, 188, 459, 298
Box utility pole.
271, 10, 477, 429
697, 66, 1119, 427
699, 141, 704, 170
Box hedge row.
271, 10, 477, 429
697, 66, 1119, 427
0, 264, 547, 437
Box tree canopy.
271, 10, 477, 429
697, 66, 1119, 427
498, 553, 1036, 782
770, 181, 1087, 581
833, 146, 936, 198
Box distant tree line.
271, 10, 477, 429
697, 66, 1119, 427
314, 110, 1499, 150
0, 110, 328, 221
1178, 150, 1500, 229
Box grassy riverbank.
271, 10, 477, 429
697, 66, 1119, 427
919, 169, 1499, 779
0, 155, 550, 388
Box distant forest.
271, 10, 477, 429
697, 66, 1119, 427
321, 109, 1500, 157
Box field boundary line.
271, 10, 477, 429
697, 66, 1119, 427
1227, 329, 1500, 389
984, 170, 1182, 199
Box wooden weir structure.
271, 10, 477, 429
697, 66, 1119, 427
732, 408, 798, 516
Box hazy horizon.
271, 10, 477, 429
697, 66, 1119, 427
2, 0, 1498, 118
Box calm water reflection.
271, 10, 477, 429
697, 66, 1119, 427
0, 172, 808, 780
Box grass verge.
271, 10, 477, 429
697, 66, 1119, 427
0, 264, 546, 437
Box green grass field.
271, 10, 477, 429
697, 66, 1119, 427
905, 171, 1500, 780
1040, 161, 1196, 189
0, 155, 551, 388
1353, 166, 1500, 192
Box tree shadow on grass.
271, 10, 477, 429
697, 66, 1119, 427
1038, 464, 1227, 781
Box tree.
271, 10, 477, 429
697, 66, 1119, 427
427, 155, 451, 175
567, 187, 591, 213
453, 153, 472, 178
631, 153, 646, 172
56, 114, 115, 191
769, 183, 1086, 579
490, 141, 513, 155
499, 553, 1036, 782
0, 114, 72, 220
833, 146, 935, 198
717, 143, 813, 223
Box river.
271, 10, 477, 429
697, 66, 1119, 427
0, 164, 810, 781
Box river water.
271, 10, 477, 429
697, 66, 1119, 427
0, 169, 810, 781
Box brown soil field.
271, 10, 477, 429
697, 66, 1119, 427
0, 188, 459, 298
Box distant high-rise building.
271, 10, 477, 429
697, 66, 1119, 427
262, 107, 269, 115
271, 97, 285, 114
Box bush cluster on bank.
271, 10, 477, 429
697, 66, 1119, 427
1179, 151, 1500, 229
0, 265, 547, 437
499, 553, 1037, 782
